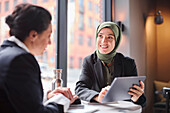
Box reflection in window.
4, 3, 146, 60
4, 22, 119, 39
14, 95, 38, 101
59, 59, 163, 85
5, 1, 9, 12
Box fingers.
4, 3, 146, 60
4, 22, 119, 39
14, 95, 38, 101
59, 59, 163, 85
98, 86, 110, 102
131, 85, 144, 94
57, 88, 73, 100
128, 81, 145, 102
70, 95, 79, 104
129, 88, 141, 96
52, 87, 78, 104
140, 81, 145, 90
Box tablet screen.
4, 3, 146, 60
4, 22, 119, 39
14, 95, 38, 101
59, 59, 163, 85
101, 76, 146, 103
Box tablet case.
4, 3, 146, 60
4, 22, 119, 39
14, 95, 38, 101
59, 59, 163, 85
101, 76, 146, 103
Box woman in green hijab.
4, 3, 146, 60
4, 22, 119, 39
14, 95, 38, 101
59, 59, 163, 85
75, 22, 146, 107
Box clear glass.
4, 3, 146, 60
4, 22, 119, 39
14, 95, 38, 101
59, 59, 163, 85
67, 0, 104, 92
52, 69, 63, 90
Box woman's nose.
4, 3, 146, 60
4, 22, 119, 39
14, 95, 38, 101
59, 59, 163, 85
101, 36, 107, 43
48, 39, 51, 45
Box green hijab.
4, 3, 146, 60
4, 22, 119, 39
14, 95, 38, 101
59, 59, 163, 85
96, 21, 122, 64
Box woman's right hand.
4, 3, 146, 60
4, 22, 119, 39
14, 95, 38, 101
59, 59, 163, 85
47, 87, 78, 104
94, 86, 110, 102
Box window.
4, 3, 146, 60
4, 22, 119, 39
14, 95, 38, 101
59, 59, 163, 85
0, 3, 1, 13
78, 35, 83, 45
79, 13, 84, 30
88, 1, 92, 11
67, 0, 105, 92
5, 1, 9, 12
69, 32, 74, 44
88, 17, 92, 28
43, 0, 48, 3
70, 57, 74, 68
95, 4, 99, 13
87, 37, 92, 47
79, 0, 84, 13
95, 20, 99, 29
32, 0, 37, 4
23, 0, 27, 3
13, 0, 18, 8
78, 57, 82, 68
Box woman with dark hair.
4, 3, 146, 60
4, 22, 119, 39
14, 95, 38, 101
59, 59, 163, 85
0, 3, 77, 113
75, 22, 146, 107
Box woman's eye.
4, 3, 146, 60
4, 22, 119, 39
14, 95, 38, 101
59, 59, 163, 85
98, 35, 103, 38
108, 36, 113, 39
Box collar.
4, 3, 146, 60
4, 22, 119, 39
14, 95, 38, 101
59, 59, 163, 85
8, 36, 30, 53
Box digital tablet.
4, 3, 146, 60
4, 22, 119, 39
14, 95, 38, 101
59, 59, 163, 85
101, 76, 146, 103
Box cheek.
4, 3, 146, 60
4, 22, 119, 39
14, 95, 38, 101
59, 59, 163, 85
111, 41, 115, 48
96, 40, 100, 48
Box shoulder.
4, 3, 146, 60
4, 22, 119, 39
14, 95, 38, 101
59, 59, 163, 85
115, 52, 135, 63
0, 41, 36, 66
115, 52, 137, 75
115, 52, 136, 68
83, 51, 98, 64
0, 40, 30, 57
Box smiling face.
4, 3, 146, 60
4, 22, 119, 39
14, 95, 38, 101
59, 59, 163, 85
28, 24, 52, 56
96, 28, 115, 54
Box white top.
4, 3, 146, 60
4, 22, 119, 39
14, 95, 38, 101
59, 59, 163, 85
8, 36, 30, 52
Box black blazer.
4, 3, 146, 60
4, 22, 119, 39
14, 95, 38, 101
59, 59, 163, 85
0, 40, 63, 113
75, 52, 146, 107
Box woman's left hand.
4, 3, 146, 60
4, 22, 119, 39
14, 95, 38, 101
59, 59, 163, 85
128, 81, 145, 102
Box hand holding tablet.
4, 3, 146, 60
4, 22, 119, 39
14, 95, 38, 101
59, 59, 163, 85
101, 76, 146, 103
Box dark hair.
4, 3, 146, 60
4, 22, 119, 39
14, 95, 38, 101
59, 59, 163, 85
5, 3, 52, 42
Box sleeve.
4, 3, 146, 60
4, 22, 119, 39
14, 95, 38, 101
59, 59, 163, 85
44, 93, 70, 112
75, 57, 99, 102
4, 54, 64, 113
134, 94, 146, 107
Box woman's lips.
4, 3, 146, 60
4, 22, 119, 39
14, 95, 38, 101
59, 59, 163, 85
100, 45, 108, 49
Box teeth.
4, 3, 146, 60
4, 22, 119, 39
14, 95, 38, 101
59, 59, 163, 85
101, 45, 107, 47
100, 45, 108, 49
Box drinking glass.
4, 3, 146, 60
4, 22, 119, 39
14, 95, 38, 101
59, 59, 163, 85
52, 69, 63, 90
